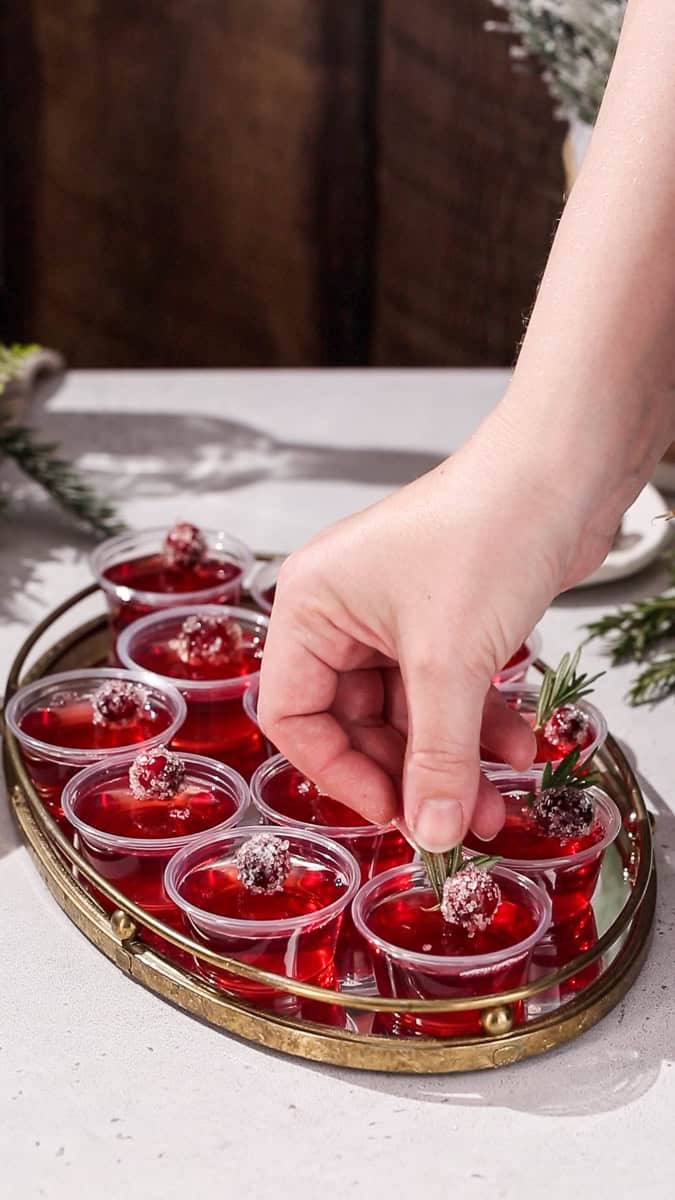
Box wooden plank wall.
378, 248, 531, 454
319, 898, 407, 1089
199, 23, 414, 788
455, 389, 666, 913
1, 1, 565, 367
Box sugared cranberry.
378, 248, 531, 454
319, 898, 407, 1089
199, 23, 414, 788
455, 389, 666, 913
532, 785, 594, 839
91, 680, 147, 727
235, 832, 290, 895
544, 704, 591, 749
129, 747, 185, 801
163, 522, 207, 570
440, 863, 501, 937
173, 612, 243, 669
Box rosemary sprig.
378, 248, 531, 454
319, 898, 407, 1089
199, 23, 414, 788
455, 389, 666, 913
525, 748, 599, 806
0, 343, 125, 539
626, 653, 675, 706
585, 555, 675, 705
419, 845, 500, 906
534, 647, 604, 729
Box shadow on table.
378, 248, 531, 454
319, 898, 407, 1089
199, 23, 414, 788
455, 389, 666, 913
36, 410, 445, 497
297, 765, 674, 1117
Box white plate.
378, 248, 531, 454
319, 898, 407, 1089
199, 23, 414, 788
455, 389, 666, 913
572, 483, 671, 588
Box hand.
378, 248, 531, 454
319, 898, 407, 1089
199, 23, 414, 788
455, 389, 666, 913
258, 408, 615, 851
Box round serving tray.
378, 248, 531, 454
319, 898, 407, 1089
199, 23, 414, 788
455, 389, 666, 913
2, 583, 657, 1073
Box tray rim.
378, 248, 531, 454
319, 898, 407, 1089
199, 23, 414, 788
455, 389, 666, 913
1, 583, 657, 1072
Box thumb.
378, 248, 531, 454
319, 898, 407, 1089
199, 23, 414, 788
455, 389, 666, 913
402, 655, 489, 852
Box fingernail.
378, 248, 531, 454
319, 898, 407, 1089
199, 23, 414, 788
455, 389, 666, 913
414, 799, 464, 852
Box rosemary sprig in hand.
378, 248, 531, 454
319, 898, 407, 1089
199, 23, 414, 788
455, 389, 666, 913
534, 646, 604, 729
419, 845, 499, 906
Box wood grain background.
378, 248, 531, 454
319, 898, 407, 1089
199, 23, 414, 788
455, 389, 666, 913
1, 1, 565, 367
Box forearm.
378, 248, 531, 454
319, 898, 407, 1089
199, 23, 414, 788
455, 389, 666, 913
498, 0, 675, 540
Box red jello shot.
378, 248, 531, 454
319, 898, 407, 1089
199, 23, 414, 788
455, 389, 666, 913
91, 524, 255, 636
492, 629, 542, 687
528, 906, 602, 1013
250, 755, 414, 988
117, 605, 268, 779
4, 669, 187, 826
249, 557, 284, 616
480, 684, 607, 771
353, 863, 551, 1038
62, 750, 248, 951
164, 826, 360, 1022
465, 771, 621, 925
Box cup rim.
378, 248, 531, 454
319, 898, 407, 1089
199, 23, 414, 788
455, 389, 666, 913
249, 557, 284, 615
164, 823, 361, 936
476, 771, 622, 869
480, 686, 608, 771
492, 627, 543, 686
4, 668, 188, 766
352, 862, 552, 970
117, 604, 269, 696
90, 526, 255, 608
62, 751, 249, 854
250, 753, 396, 839
242, 675, 259, 725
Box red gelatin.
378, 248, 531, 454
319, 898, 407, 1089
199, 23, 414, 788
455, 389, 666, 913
91, 527, 254, 636
118, 605, 268, 780
164, 827, 360, 1023
467, 774, 621, 925
480, 686, 606, 770
250, 558, 283, 616
353, 864, 550, 1038
62, 754, 247, 955
529, 906, 601, 1009
251, 756, 414, 985
5, 670, 186, 827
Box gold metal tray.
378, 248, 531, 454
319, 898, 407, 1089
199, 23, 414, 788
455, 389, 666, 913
2, 584, 656, 1073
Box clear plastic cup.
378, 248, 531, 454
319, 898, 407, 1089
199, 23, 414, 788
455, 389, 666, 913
164, 824, 360, 1021
242, 677, 276, 758
480, 684, 608, 772
250, 754, 414, 988
249, 557, 285, 615
91, 526, 255, 636
4, 668, 187, 826
468, 770, 622, 925
492, 628, 543, 686
352, 862, 551, 1038
62, 752, 248, 953
117, 604, 268, 778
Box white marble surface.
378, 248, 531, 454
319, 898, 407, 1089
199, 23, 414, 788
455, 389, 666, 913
1, 370, 673, 1200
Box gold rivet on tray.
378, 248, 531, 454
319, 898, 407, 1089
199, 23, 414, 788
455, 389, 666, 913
481, 1005, 513, 1037
110, 909, 137, 943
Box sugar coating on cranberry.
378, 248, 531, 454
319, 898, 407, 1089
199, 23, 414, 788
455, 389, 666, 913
173, 612, 243, 668
440, 863, 501, 937
532, 785, 594, 839
129, 747, 186, 801
163, 522, 207, 569
235, 832, 291, 895
544, 704, 591, 749
92, 680, 148, 727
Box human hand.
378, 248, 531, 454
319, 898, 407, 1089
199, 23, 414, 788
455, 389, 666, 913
258, 410, 616, 852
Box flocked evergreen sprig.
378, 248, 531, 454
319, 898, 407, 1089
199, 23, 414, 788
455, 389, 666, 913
0, 344, 125, 539
586, 552, 675, 704
534, 646, 604, 728
488, 1, 627, 125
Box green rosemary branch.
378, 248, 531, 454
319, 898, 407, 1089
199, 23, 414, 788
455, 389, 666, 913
534, 647, 604, 729
626, 653, 675, 706
419, 845, 500, 906
0, 343, 125, 539
525, 748, 599, 806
